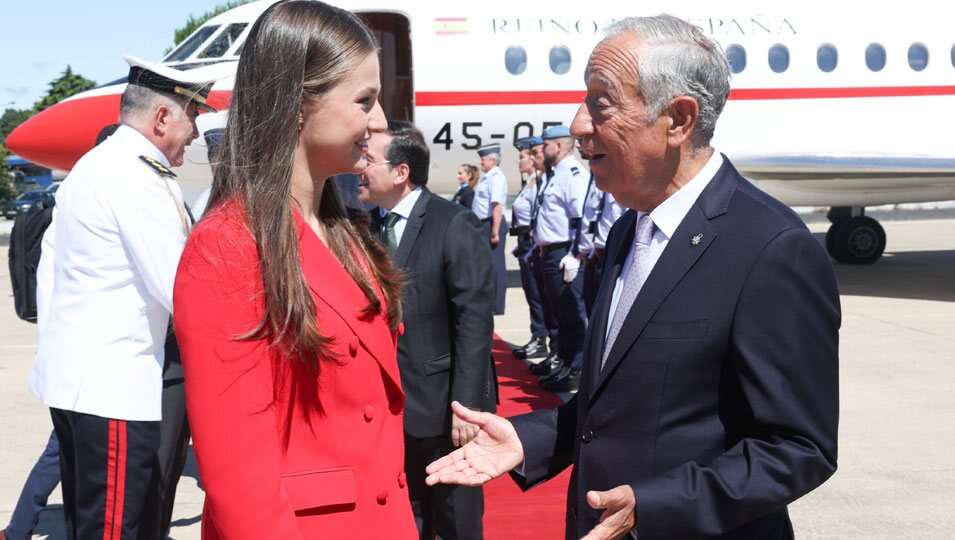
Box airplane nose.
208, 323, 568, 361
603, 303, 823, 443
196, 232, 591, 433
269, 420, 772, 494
5, 92, 122, 171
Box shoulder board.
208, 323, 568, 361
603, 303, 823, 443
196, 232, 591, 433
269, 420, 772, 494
139, 155, 176, 178
570, 166, 581, 176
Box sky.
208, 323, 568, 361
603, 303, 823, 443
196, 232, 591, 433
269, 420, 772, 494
0, 0, 232, 110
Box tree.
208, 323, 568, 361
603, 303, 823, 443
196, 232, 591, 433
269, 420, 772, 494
33, 66, 96, 113
169, 1, 251, 52
0, 143, 16, 205
1, 108, 34, 144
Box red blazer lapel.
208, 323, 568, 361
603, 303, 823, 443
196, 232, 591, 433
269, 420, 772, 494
292, 208, 402, 390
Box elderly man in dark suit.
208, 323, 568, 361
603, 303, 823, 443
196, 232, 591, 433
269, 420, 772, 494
359, 121, 497, 540
425, 14, 840, 540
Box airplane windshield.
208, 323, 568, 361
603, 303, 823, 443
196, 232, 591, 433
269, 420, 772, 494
199, 23, 248, 59
164, 25, 221, 63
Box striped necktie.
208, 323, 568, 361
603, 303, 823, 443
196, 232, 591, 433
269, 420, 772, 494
602, 214, 655, 369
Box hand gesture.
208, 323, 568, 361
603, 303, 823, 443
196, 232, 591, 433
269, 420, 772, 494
580, 485, 636, 540
425, 401, 524, 486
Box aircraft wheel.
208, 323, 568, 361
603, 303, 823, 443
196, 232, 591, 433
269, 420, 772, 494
831, 216, 886, 264
825, 221, 844, 262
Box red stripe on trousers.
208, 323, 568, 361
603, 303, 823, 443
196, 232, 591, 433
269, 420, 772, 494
103, 420, 117, 540
112, 421, 127, 540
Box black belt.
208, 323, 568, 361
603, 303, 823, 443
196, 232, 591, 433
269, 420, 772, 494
480, 217, 492, 223
537, 241, 571, 255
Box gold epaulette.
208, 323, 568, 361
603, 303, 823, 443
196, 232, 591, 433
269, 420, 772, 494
139, 155, 177, 178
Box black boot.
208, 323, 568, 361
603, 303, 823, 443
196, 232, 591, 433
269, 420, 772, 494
515, 336, 547, 359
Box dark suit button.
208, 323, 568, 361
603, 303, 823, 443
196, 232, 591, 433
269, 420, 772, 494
364, 405, 374, 422
376, 488, 389, 504
398, 472, 406, 488
348, 336, 359, 356
581, 429, 594, 443
397, 322, 405, 336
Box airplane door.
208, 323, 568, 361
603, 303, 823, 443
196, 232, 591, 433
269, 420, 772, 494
361, 13, 413, 122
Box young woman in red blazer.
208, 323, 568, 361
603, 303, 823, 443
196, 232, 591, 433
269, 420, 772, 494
172, 2, 415, 537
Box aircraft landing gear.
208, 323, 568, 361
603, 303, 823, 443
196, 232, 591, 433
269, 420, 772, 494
825, 206, 886, 264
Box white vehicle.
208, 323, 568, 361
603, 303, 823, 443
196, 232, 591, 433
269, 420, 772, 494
7, 0, 955, 263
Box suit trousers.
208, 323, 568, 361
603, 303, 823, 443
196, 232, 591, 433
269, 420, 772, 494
50, 408, 161, 540
3, 430, 60, 540
540, 246, 586, 370
404, 433, 484, 540
157, 336, 190, 540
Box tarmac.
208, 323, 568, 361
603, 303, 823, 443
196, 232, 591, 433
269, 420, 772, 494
1, 214, 954, 539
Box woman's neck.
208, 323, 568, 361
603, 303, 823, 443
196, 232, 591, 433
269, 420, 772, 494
290, 162, 329, 244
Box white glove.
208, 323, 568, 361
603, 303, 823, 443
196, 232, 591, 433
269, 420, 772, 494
560, 253, 580, 283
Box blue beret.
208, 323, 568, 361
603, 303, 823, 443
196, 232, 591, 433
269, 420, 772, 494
527, 135, 543, 147
542, 125, 571, 140
477, 143, 501, 157
513, 137, 535, 151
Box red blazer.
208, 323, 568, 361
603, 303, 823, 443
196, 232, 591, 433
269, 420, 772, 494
174, 200, 416, 539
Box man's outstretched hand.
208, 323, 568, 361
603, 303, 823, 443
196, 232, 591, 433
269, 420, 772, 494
425, 401, 524, 486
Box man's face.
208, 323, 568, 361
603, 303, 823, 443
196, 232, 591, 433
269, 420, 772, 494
479, 154, 497, 173
571, 32, 671, 211
530, 145, 544, 172
165, 100, 199, 167
542, 139, 559, 168
357, 131, 395, 206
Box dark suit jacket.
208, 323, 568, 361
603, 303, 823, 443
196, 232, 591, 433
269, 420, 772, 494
510, 157, 840, 539
372, 188, 497, 438
450, 185, 474, 210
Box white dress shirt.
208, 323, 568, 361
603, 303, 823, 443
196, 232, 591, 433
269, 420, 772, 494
533, 155, 588, 246
606, 152, 724, 341
380, 186, 423, 245
30, 125, 189, 421
511, 175, 539, 228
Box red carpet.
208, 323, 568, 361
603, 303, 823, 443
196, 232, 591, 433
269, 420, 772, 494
483, 335, 571, 539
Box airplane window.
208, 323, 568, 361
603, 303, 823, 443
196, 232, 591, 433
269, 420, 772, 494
549, 45, 572, 75
164, 25, 221, 62
952, 44, 955, 68
817, 44, 838, 72
866, 43, 887, 71
907, 43, 929, 71
505, 45, 527, 75
199, 23, 248, 59
726, 44, 746, 73
768, 44, 789, 73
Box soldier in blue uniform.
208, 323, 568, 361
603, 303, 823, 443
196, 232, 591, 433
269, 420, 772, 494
471, 143, 509, 314
509, 136, 548, 360
576, 172, 626, 316
531, 125, 589, 393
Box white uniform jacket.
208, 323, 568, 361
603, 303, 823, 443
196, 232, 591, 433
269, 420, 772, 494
30, 125, 189, 421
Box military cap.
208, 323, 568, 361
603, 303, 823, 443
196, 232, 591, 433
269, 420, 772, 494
542, 124, 571, 140
477, 143, 502, 157
514, 136, 543, 150
123, 54, 218, 112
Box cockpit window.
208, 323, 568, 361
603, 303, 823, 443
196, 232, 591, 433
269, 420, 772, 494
164, 25, 221, 62
199, 23, 248, 59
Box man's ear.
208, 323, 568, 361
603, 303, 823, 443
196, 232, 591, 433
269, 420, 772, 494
153, 104, 172, 137
666, 96, 699, 147
393, 162, 411, 185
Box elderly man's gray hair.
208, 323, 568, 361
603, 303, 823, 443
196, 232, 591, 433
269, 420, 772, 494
603, 15, 731, 145
485, 152, 501, 164
119, 84, 187, 125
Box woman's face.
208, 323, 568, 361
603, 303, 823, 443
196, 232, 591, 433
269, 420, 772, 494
298, 52, 383, 177
457, 167, 469, 184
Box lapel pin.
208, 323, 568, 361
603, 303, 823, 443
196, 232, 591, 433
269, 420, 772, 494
691, 233, 703, 246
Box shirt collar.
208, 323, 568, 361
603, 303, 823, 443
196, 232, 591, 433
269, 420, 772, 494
553, 154, 579, 174
648, 151, 723, 240
380, 186, 423, 220
114, 124, 171, 167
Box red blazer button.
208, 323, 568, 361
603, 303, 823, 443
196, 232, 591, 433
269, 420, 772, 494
398, 472, 407, 488
364, 405, 374, 422
348, 336, 359, 356
389, 398, 402, 415
397, 322, 405, 336
376, 488, 389, 504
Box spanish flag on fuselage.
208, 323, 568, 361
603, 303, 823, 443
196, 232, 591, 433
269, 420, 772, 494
435, 17, 467, 35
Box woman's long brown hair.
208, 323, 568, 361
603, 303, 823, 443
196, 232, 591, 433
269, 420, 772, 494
206, 0, 402, 369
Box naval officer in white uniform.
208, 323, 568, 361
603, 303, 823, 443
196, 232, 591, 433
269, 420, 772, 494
29, 54, 218, 540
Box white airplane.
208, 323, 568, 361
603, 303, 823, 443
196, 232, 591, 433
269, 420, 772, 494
6, 0, 955, 264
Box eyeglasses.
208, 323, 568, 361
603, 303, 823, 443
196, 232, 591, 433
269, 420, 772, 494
363, 159, 392, 172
